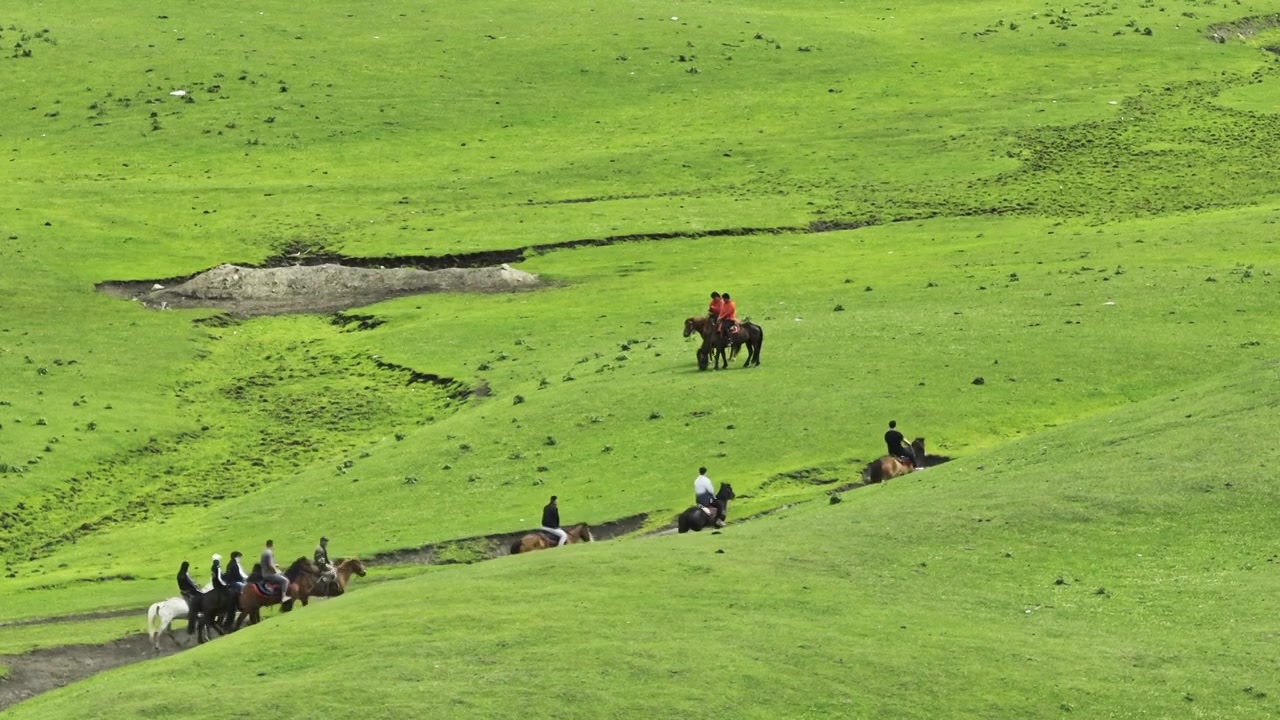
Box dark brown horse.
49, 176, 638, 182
310, 558, 368, 598
509, 524, 594, 554
678, 483, 736, 533
862, 438, 927, 484
724, 321, 764, 367
684, 316, 729, 370
234, 557, 318, 628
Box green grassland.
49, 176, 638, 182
9, 366, 1280, 719
2, 0, 1280, 716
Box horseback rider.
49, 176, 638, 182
260, 539, 292, 602
694, 466, 725, 527
210, 553, 228, 601
314, 536, 334, 574
717, 293, 738, 336
222, 550, 249, 593
884, 420, 918, 467
541, 495, 568, 547
176, 561, 200, 601
708, 291, 723, 321
218, 551, 249, 627
314, 536, 336, 590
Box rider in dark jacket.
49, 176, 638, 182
222, 551, 249, 592
176, 561, 200, 599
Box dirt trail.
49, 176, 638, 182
0, 634, 185, 712
0, 512, 653, 712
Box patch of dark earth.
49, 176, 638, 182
0, 634, 183, 713
1206, 14, 1280, 43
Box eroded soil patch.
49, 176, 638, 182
1205, 14, 1280, 43
98, 263, 540, 316
0, 634, 181, 712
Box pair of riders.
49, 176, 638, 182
884, 420, 920, 468
694, 467, 726, 527
708, 292, 739, 336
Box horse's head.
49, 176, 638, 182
911, 437, 926, 454
717, 483, 736, 503
344, 558, 368, 577
572, 524, 595, 542
683, 317, 698, 338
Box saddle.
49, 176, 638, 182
536, 529, 563, 544
698, 505, 718, 518
250, 580, 285, 600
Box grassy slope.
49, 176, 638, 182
0, 0, 1278, 709
9, 366, 1280, 719
0, 0, 1278, 605
3, 206, 1278, 620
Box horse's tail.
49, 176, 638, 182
146, 602, 160, 641
509, 538, 522, 555
677, 511, 690, 534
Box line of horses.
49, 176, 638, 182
684, 316, 763, 370
147, 557, 367, 649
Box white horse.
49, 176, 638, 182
146, 583, 211, 650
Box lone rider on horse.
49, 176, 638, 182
541, 496, 568, 547
694, 467, 725, 527
884, 420, 919, 467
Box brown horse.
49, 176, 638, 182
684, 316, 728, 370
234, 557, 318, 628
862, 438, 927, 484
310, 558, 368, 598
509, 524, 594, 554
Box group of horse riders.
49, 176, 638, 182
174, 536, 336, 622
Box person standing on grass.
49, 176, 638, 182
542, 495, 568, 547
260, 539, 292, 602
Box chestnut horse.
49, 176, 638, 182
683, 316, 729, 370
862, 438, 927, 484
310, 558, 368, 598
509, 524, 594, 554
234, 557, 318, 629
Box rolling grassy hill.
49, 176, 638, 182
2, 0, 1280, 715
9, 365, 1280, 718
